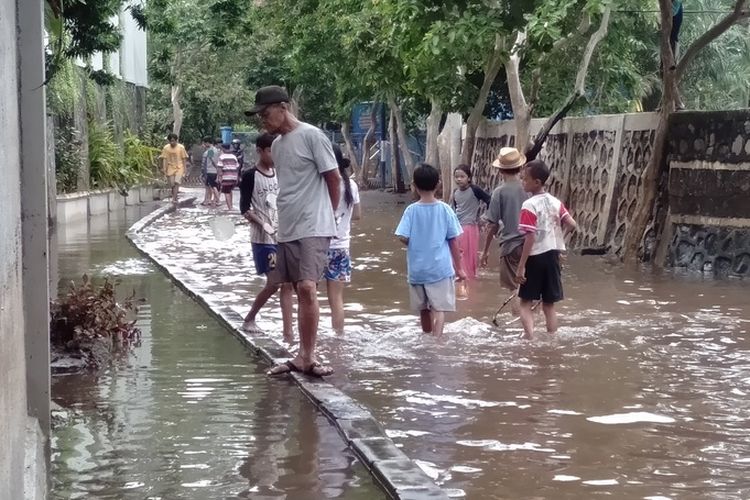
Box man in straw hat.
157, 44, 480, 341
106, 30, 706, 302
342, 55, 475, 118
480, 147, 529, 314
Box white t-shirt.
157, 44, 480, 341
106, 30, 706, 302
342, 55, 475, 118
330, 179, 360, 250
518, 192, 570, 255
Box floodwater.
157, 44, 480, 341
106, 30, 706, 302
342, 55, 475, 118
49, 203, 383, 499
136, 190, 750, 499
333, 192, 750, 499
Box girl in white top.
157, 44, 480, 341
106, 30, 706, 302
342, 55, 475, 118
325, 144, 361, 333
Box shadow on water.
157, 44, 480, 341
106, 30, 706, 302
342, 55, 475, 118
50, 203, 383, 499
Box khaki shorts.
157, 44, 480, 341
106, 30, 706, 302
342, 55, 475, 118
500, 244, 522, 291
409, 277, 456, 312
167, 172, 183, 186
272, 237, 330, 284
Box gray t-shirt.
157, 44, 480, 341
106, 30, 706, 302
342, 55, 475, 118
272, 122, 338, 242
453, 187, 482, 225
483, 179, 529, 256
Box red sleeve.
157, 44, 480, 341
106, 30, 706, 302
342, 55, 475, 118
518, 208, 537, 233
559, 203, 570, 220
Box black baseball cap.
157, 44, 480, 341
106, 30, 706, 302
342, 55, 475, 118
245, 85, 290, 116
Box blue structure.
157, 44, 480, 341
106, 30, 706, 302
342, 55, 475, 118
220, 126, 233, 145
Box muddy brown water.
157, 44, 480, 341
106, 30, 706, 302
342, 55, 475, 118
49, 204, 383, 499
323, 192, 750, 499
57, 191, 750, 500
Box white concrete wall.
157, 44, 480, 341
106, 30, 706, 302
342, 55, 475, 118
0, 1, 30, 498
120, 0, 148, 87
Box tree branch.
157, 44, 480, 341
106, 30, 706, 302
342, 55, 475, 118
525, 93, 579, 161
574, 6, 611, 95
526, 7, 611, 160
675, 0, 749, 82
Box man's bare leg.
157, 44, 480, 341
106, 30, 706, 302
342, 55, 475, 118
432, 311, 446, 337
542, 302, 558, 334
519, 299, 535, 340
295, 279, 320, 368
171, 183, 179, 204
225, 191, 232, 210
280, 283, 294, 343
326, 280, 346, 333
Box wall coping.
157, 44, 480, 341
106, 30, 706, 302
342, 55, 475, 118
125, 201, 448, 500
56, 184, 155, 201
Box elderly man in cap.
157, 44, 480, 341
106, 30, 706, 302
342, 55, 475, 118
246, 85, 341, 377
480, 147, 529, 314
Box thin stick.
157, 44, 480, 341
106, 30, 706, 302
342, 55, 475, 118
491, 292, 517, 326
505, 300, 541, 326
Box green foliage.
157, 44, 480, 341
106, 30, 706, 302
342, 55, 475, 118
123, 132, 159, 179
89, 121, 156, 190
55, 121, 81, 194
50, 275, 142, 368
44, 0, 126, 82
88, 119, 122, 189
679, 0, 750, 110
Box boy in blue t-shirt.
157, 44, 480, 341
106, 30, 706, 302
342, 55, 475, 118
395, 163, 466, 336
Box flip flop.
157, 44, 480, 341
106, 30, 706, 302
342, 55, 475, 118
267, 360, 301, 376
304, 362, 334, 378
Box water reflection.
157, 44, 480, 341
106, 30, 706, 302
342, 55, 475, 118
50, 202, 382, 499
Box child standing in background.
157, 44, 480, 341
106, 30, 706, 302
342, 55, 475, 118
396, 164, 466, 337
324, 144, 361, 334
452, 164, 491, 280
217, 143, 240, 211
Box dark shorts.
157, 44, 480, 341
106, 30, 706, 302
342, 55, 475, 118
518, 250, 563, 303
220, 182, 235, 194
252, 243, 278, 275
205, 173, 218, 188
272, 237, 330, 284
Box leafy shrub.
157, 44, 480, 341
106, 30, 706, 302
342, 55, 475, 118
55, 120, 81, 193
88, 119, 123, 189
123, 131, 159, 181
50, 275, 142, 367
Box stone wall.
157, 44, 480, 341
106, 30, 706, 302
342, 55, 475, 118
471, 110, 750, 278
472, 113, 658, 255
666, 110, 750, 277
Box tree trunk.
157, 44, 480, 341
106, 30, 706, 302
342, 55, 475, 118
389, 97, 415, 177
623, 0, 677, 263
341, 120, 362, 185
504, 30, 531, 153
623, 0, 747, 263
290, 85, 303, 117
425, 97, 442, 167
360, 104, 377, 185
462, 34, 505, 165
389, 108, 405, 192
171, 84, 182, 137
425, 97, 449, 196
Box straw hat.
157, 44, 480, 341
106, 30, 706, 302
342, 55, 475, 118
492, 147, 526, 170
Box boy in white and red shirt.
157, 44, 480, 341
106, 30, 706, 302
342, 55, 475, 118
515, 160, 577, 340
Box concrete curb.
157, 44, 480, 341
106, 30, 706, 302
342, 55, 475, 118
126, 203, 447, 500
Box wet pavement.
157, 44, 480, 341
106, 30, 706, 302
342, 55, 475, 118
134, 189, 750, 499
50, 201, 384, 499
